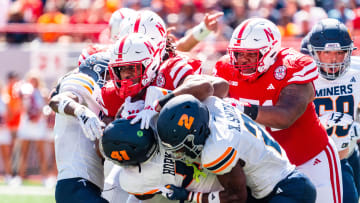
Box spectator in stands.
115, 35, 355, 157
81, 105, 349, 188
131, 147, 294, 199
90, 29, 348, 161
20, 0, 43, 23
17, 72, 49, 186
0, 83, 13, 184
259, 0, 282, 25
278, 0, 298, 36
352, 7, 360, 30
6, 1, 33, 43
4, 72, 22, 144
293, 0, 327, 37
37, 0, 69, 42
328, 1, 355, 24
227, 0, 248, 29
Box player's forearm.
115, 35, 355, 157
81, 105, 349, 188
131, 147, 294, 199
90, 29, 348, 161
49, 93, 80, 117
256, 105, 302, 129
256, 83, 312, 129
176, 22, 211, 52
176, 34, 199, 52
173, 80, 214, 101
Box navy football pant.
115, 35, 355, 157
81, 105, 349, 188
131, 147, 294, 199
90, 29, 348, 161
55, 178, 109, 203
247, 170, 316, 203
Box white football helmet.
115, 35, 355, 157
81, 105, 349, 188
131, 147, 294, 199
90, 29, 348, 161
120, 10, 167, 62
108, 33, 160, 99
109, 8, 136, 40
228, 18, 281, 81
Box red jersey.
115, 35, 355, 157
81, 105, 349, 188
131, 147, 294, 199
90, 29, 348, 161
151, 54, 200, 89
101, 82, 124, 117
214, 48, 329, 166
102, 54, 201, 117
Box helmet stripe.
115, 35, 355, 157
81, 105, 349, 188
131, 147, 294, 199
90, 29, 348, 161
118, 10, 124, 19
133, 13, 142, 33
236, 19, 252, 45
117, 35, 128, 60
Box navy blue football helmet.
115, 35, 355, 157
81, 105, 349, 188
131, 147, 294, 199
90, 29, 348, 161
308, 18, 356, 80
157, 94, 210, 161
300, 34, 310, 55
79, 52, 110, 88
100, 119, 158, 166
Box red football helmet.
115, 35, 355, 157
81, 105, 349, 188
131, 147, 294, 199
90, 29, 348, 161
108, 33, 160, 98
228, 18, 281, 81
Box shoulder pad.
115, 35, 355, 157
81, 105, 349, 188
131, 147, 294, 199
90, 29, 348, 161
59, 73, 98, 99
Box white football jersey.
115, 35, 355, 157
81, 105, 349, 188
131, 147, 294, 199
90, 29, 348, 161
119, 147, 223, 203
201, 96, 295, 199
54, 73, 104, 189
313, 56, 360, 153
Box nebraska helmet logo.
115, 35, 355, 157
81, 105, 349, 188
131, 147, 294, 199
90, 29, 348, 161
156, 73, 165, 87
274, 66, 286, 80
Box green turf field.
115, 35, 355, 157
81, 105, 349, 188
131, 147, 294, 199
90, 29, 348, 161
0, 179, 55, 203
0, 195, 55, 203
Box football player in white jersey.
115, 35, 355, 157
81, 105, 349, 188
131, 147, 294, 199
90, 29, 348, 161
156, 94, 316, 203
302, 18, 360, 203
48, 52, 110, 203
100, 118, 224, 203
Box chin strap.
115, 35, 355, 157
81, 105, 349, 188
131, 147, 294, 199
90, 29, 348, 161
185, 161, 207, 183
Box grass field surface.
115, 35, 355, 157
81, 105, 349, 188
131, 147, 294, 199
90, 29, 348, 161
0, 178, 55, 203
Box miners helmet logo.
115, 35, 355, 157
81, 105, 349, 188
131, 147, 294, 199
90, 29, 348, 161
156, 73, 165, 87
274, 66, 287, 80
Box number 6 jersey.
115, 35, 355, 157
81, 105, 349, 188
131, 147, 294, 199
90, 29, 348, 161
313, 56, 360, 153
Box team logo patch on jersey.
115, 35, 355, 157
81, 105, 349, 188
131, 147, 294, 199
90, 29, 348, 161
229, 80, 238, 86
156, 73, 165, 87
274, 66, 287, 80
350, 76, 356, 83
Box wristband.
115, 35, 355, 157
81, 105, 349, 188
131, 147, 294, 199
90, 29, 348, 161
208, 191, 220, 203
192, 22, 211, 41
244, 104, 258, 120
188, 191, 203, 203
74, 105, 86, 118
157, 92, 175, 108
58, 97, 75, 115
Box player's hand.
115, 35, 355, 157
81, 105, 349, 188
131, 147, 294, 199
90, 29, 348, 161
160, 184, 189, 201
203, 11, 224, 32
121, 96, 145, 119
74, 105, 105, 141
319, 112, 353, 129
130, 105, 159, 129
349, 122, 360, 141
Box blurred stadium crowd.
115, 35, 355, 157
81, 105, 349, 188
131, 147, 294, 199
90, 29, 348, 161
1, 0, 360, 43
0, 0, 360, 190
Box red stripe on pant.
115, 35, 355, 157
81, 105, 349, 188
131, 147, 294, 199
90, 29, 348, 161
325, 144, 341, 203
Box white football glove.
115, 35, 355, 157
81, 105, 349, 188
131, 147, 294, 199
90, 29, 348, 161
319, 112, 353, 129
130, 105, 158, 129
349, 122, 360, 141
131, 86, 171, 129
74, 105, 105, 141
120, 96, 145, 119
